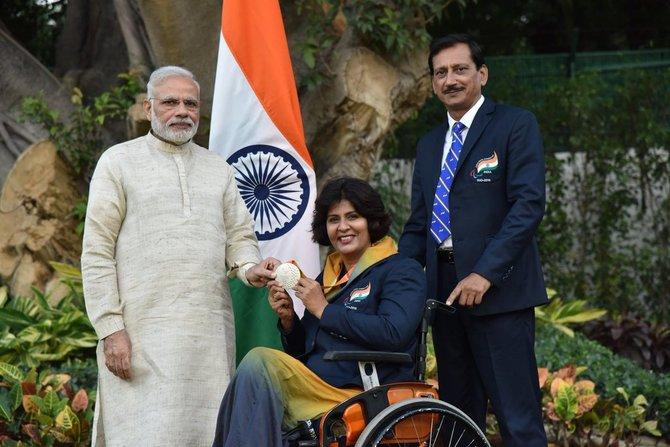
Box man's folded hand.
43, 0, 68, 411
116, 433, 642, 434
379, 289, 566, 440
104, 329, 133, 380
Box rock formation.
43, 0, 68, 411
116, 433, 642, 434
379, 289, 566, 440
0, 140, 82, 300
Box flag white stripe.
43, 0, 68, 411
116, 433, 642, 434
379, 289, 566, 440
210, 33, 320, 316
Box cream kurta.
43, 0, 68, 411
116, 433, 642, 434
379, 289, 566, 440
81, 133, 261, 446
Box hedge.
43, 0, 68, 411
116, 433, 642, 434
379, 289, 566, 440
536, 324, 670, 437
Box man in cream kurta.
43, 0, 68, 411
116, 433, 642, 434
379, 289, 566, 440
81, 66, 277, 446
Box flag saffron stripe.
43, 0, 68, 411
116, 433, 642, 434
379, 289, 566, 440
221, 0, 312, 167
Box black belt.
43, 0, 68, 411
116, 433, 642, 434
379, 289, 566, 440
437, 248, 455, 264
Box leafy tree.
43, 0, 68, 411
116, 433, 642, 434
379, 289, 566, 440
0, 0, 67, 68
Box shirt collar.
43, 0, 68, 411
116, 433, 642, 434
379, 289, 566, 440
447, 95, 485, 131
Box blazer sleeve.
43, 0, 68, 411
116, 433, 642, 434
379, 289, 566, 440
318, 261, 426, 351
279, 315, 306, 357
398, 149, 428, 267
472, 110, 546, 285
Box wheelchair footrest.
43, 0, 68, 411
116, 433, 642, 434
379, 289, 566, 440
286, 417, 320, 447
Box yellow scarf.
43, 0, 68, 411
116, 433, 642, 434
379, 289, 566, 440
322, 236, 397, 301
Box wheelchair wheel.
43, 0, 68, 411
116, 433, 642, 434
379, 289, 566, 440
354, 397, 490, 447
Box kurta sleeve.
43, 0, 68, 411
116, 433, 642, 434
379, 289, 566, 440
222, 164, 262, 280
81, 152, 127, 339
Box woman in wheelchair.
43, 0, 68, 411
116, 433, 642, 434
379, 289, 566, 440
212, 177, 427, 446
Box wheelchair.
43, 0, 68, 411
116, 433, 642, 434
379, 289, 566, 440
285, 299, 491, 447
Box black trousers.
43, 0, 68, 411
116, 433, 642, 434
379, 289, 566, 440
433, 261, 547, 447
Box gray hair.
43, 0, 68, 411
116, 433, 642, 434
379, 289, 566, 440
146, 66, 200, 98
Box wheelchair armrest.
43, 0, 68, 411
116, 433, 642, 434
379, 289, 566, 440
323, 351, 412, 364
426, 299, 456, 317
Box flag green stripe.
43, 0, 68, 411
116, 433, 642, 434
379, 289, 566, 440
229, 278, 283, 364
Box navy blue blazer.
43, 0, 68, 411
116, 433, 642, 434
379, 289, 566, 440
399, 98, 548, 316
280, 254, 426, 388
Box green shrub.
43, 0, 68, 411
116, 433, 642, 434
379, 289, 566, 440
517, 69, 670, 323
536, 324, 670, 437
538, 365, 661, 445
0, 266, 96, 368
597, 388, 662, 445
582, 313, 670, 373
0, 362, 93, 446
54, 358, 98, 393
535, 289, 607, 337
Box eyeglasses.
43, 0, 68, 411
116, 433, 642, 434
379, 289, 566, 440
148, 97, 200, 111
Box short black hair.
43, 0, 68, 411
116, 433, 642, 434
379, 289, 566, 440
311, 177, 391, 247
428, 34, 485, 74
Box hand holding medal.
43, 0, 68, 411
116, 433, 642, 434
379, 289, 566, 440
270, 261, 329, 320
267, 262, 302, 329
274, 262, 301, 289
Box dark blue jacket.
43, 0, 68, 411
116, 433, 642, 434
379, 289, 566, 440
280, 254, 426, 388
399, 98, 548, 315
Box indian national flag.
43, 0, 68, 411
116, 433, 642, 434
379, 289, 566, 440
209, 0, 320, 363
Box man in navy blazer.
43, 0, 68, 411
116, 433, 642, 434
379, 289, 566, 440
399, 34, 548, 446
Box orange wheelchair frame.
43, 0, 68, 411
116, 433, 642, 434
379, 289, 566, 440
286, 299, 491, 447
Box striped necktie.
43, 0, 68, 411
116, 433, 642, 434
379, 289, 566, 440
430, 121, 465, 244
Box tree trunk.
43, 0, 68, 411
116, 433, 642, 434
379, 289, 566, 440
54, 0, 130, 98
133, 0, 221, 114
113, 0, 155, 79
300, 37, 431, 186
0, 28, 73, 186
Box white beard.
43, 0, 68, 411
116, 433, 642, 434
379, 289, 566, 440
151, 108, 199, 144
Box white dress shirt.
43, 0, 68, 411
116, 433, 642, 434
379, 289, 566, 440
439, 94, 485, 249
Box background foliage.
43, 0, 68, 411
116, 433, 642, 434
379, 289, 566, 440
290, 0, 466, 89
0, 266, 95, 445
524, 69, 670, 323
0, 0, 66, 68
21, 73, 141, 179
536, 324, 670, 437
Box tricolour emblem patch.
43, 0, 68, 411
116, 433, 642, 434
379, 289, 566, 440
348, 283, 371, 304
470, 151, 499, 182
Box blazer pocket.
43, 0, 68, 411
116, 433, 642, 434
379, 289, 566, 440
468, 148, 503, 184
